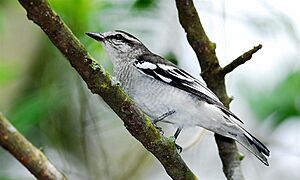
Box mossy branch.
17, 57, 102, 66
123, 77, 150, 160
175, 0, 259, 179
17, 0, 197, 179
0, 113, 67, 180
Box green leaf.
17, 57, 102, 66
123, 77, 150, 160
0, 62, 21, 85
0, 177, 13, 180
8, 87, 66, 133
132, 0, 157, 10
250, 71, 300, 126
164, 52, 178, 65
49, 0, 93, 35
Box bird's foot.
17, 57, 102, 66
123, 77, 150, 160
154, 124, 164, 135
169, 136, 183, 153
175, 144, 183, 153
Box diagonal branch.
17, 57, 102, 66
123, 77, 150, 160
175, 0, 246, 179
0, 113, 67, 180
221, 44, 262, 76
17, 0, 197, 179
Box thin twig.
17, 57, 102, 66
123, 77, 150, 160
0, 113, 66, 180
221, 44, 262, 76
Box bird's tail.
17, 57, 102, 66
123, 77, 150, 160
236, 129, 270, 166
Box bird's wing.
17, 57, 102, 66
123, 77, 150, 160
134, 54, 243, 123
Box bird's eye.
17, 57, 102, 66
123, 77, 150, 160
115, 34, 123, 40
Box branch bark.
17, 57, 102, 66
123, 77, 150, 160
0, 113, 66, 180
221, 44, 262, 76
17, 0, 197, 179
175, 0, 259, 179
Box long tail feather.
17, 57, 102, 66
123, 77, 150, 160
237, 131, 270, 166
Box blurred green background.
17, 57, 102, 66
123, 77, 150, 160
0, 0, 299, 179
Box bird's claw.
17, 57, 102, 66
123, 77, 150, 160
169, 136, 183, 153
175, 143, 183, 153
154, 125, 164, 135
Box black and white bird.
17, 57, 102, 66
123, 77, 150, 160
86, 30, 270, 166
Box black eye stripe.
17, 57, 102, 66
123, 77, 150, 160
107, 34, 125, 41
115, 30, 139, 41
107, 34, 134, 46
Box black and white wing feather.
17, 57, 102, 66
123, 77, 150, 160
133, 54, 243, 123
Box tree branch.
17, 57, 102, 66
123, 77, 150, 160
0, 113, 66, 180
17, 0, 197, 179
175, 0, 246, 179
221, 44, 262, 76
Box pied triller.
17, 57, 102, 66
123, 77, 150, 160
86, 30, 270, 166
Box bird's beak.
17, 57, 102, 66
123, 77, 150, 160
85, 32, 105, 42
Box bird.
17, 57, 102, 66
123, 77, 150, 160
86, 30, 270, 166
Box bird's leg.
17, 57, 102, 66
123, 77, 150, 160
153, 109, 176, 124
174, 128, 182, 139
172, 128, 183, 153
152, 109, 176, 135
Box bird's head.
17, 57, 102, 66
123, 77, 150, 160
86, 30, 149, 62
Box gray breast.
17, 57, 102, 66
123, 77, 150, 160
115, 63, 172, 117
